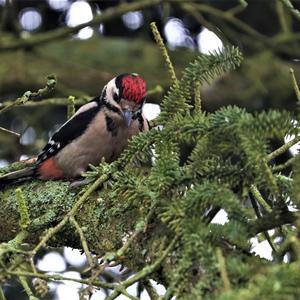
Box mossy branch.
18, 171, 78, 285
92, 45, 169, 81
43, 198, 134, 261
0, 85, 163, 109
0, 75, 56, 115
30, 172, 111, 256
266, 135, 300, 162
67, 96, 76, 119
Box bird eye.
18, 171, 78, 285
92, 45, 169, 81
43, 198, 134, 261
113, 92, 119, 102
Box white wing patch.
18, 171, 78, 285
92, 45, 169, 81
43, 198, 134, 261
38, 140, 62, 163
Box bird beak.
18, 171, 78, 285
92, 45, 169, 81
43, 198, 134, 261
122, 110, 133, 127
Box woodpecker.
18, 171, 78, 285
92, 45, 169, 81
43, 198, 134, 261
0, 73, 148, 186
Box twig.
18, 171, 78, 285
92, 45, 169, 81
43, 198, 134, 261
227, 0, 248, 15
0, 231, 29, 258
161, 288, 174, 300
69, 216, 94, 268
179, 3, 227, 43
249, 193, 278, 254
279, 0, 300, 21
142, 280, 159, 300
106, 237, 178, 300
0, 286, 7, 300
276, 0, 290, 33
6, 269, 114, 289
266, 135, 300, 162
150, 22, 178, 87
0, 127, 20, 138
0, 97, 87, 108
216, 248, 231, 291
290, 68, 300, 103
148, 85, 164, 97
19, 275, 39, 300
250, 185, 272, 213
249, 210, 297, 236
118, 289, 139, 300
0, 86, 163, 109
0, 75, 56, 115
193, 3, 265, 39
272, 156, 296, 172
103, 216, 150, 264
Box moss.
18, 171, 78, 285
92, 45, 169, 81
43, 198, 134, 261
0, 180, 72, 242
0, 161, 31, 175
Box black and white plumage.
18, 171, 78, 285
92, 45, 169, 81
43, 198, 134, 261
0, 73, 148, 185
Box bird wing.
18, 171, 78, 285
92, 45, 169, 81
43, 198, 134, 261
37, 99, 101, 163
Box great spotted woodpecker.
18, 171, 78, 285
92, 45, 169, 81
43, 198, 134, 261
0, 73, 148, 185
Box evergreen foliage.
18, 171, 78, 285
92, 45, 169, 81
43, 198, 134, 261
98, 46, 300, 299
67, 45, 300, 299
1, 45, 300, 299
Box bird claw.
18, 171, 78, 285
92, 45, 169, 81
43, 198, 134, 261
69, 178, 93, 190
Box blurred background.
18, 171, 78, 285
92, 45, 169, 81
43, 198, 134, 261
0, 0, 300, 299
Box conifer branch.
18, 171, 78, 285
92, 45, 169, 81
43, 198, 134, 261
150, 22, 179, 87
158, 46, 242, 122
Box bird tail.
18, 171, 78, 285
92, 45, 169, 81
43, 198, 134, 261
0, 166, 38, 188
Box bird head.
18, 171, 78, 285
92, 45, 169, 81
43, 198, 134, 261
101, 73, 146, 127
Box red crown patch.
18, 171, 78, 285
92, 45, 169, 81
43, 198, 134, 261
121, 74, 146, 103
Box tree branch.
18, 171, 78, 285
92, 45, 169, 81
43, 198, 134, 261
249, 210, 298, 236
279, 0, 300, 21
0, 75, 56, 115
0, 0, 168, 51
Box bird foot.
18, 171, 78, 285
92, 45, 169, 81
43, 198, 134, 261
69, 178, 93, 190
